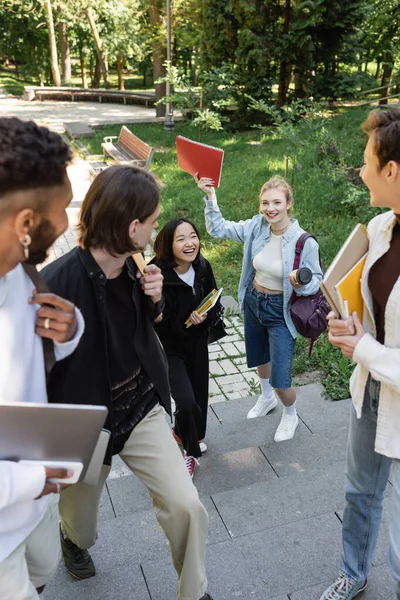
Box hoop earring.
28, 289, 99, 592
20, 234, 32, 260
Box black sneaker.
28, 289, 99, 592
199, 595, 214, 600
60, 526, 96, 579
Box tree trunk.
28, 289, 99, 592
379, 55, 393, 105
79, 46, 88, 87
92, 54, 101, 88
43, 0, 61, 86
375, 60, 381, 79
277, 0, 291, 107
58, 22, 71, 84
117, 55, 125, 90
80, 0, 110, 88
149, 0, 166, 117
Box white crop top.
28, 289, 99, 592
252, 233, 284, 291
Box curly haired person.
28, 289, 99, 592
0, 118, 84, 600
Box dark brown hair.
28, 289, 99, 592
154, 218, 201, 270
363, 109, 400, 169
78, 165, 159, 255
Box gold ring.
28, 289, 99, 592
44, 317, 50, 330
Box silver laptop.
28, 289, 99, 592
0, 403, 108, 481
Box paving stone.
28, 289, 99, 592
259, 428, 348, 478
221, 383, 252, 399
194, 446, 276, 496
99, 484, 116, 522
209, 360, 225, 376
289, 562, 394, 600
220, 295, 240, 314
234, 340, 247, 354
219, 341, 241, 356
209, 347, 227, 360
108, 453, 132, 479
209, 394, 227, 404
219, 358, 240, 374
46, 562, 150, 600
224, 333, 242, 343
209, 396, 310, 455
294, 383, 351, 436
216, 372, 247, 386
141, 538, 265, 600
105, 474, 230, 546
211, 462, 347, 537
106, 471, 153, 515
209, 377, 222, 395
235, 513, 342, 598
233, 356, 248, 366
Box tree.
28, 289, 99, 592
148, 0, 167, 116
80, 0, 110, 88
58, 21, 71, 84
43, 0, 61, 86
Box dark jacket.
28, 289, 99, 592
42, 248, 171, 460
151, 254, 217, 355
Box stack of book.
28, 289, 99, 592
185, 288, 223, 328
321, 224, 369, 319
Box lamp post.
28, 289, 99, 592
164, 0, 174, 131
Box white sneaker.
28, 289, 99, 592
274, 412, 299, 442
247, 393, 278, 419
199, 441, 207, 453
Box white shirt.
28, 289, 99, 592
0, 263, 84, 562
253, 233, 284, 291
350, 210, 400, 459
176, 265, 195, 287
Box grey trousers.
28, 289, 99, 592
59, 404, 209, 600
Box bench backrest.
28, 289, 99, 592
118, 126, 153, 161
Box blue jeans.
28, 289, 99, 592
243, 282, 295, 389
342, 376, 400, 599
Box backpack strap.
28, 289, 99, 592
22, 263, 56, 374
292, 232, 324, 272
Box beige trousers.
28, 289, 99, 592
59, 404, 209, 600
0, 494, 61, 600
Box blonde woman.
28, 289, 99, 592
196, 174, 323, 442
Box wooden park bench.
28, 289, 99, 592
101, 126, 154, 169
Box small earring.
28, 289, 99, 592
20, 234, 32, 260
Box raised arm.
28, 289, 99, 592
195, 175, 253, 243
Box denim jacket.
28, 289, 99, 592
204, 197, 323, 338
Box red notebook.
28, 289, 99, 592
176, 136, 224, 188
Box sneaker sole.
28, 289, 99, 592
66, 567, 96, 580
247, 398, 278, 419
319, 579, 367, 600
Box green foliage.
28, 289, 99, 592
191, 109, 225, 133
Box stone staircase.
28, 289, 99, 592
46, 384, 393, 600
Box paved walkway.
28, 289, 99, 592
46, 383, 393, 600
0, 96, 158, 132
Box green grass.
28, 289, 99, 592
0, 70, 31, 95
84, 107, 376, 399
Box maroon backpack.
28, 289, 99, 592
290, 233, 330, 355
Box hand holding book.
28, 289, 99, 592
185, 288, 223, 328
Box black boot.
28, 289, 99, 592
60, 525, 96, 579
199, 595, 214, 600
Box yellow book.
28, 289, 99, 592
334, 253, 367, 319
185, 288, 223, 327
